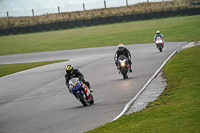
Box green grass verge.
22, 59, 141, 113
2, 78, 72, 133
0, 60, 67, 77
85, 45, 200, 133
0, 15, 200, 55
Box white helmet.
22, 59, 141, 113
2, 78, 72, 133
156, 31, 160, 34
118, 44, 124, 51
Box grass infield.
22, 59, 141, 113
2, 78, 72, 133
0, 15, 200, 55
0, 60, 67, 78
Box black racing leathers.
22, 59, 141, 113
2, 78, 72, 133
65, 69, 90, 89
114, 47, 132, 65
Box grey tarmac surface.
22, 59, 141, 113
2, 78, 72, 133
0, 42, 188, 133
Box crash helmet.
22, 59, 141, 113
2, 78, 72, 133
118, 44, 124, 51
156, 31, 160, 35
66, 65, 73, 74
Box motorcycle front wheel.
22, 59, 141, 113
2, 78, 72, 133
157, 44, 163, 52
159, 47, 162, 52
77, 93, 89, 106
121, 68, 128, 79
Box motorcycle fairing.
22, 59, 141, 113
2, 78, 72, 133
118, 58, 128, 67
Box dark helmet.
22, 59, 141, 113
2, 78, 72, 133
118, 44, 124, 52
66, 65, 73, 74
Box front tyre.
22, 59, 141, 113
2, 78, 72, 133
121, 68, 128, 79
123, 74, 128, 79
76, 93, 89, 106
159, 46, 162, 52
157, 43, 162, 52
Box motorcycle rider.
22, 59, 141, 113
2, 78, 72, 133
154, 31, 164, 47
65, 65, 93, 93
114, 44, 132, 72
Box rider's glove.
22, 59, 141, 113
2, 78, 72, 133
79, 77, 84, 81
66, 83, 69, 88
68, 85, 73, 93
69, 89, 73, 93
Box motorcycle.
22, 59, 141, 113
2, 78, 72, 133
117, 55, 130, 79
155, 36, 164, 52
69, 78, 94, 106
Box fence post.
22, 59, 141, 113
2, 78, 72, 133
7, 12, 9, 21
32, 9, 34, 17
104, 0, 106, 9
58, 6, 60, 14
126, 0, 128, 6
83, 3, 85, 11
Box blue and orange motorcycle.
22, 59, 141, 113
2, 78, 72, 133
69, 78, 94, 106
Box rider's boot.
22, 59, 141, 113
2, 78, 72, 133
88, 85, 93, 92
117, 65, 119, 70
90, 89, 93, 93
84, 81, 93, 92
117, 66, 120, 74
128, 61, 133, 73
129, 64, 132, 73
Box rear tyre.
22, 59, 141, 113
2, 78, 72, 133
89, 94, 94, 104
76, 93, 89, 106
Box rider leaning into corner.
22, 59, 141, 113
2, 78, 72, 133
154, 31, 165, 47
65, 65, 93, 93
114, 44, 132, 72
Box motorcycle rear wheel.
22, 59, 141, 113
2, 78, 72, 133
89, 94, 94, 104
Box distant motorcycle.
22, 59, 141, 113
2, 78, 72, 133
69, 78, 94, 106
117, 55, 130, 79
155, 36, 164, 52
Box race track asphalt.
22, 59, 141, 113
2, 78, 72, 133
0, 42, 187, 133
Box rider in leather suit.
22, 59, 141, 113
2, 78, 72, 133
114, 44, 132, 72
65, 65, 93, 93
154, 31, 164, 47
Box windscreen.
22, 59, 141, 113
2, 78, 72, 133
118, 55, 127, 60
69, 78, 79, 86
